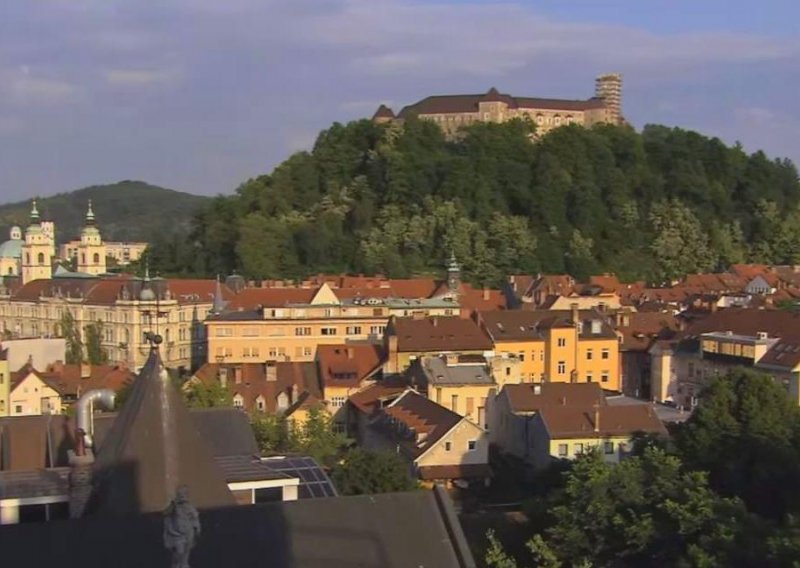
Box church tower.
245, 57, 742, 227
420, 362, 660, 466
21, 200, 53, 284
77, 200, 107, 276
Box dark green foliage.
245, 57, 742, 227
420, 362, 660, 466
0, 181, 209, 243
331, 448, 416, 496
183, 380, 233, 408
250, 408, 349, 467
83, 321, 108, 365
59, 310, 83, 364
147, 120, 800, 282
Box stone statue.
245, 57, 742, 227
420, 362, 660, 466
163, 486, 201, 568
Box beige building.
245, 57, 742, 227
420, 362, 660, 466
0, 276, 231, 371
0, 351, 8, 416
60, 240, 147, 267
374, 73, 623, 137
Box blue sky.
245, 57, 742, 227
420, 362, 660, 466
0, 0, 797, 201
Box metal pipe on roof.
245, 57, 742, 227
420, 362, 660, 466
76, 388, 116, 449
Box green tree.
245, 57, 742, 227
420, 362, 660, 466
649, 199, 717, 282
183, 380, 233, 408
83, 321, 108, 365
250, 413, 291, 454
59, 310, 83, 364
291, 408, 350, 467
331, 448, 416, 495
676, 368, 800, 520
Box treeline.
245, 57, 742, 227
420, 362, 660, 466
148, 118, 800, 284
487, 370, 800, 567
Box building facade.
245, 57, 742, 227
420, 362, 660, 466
374, 74, 623, 137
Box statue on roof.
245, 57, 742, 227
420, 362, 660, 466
163, 485, 201, 568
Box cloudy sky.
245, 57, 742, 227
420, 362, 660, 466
1, 0, 797, 201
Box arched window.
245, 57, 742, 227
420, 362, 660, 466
7, 267, 12, 275
536, 114, 544, 125
37, 253, 45, 264
554, 115, 562, 126
26, 253, 30, 264
93, 253, 100, 264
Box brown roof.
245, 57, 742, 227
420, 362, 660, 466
378, 390, 463, 459
89, 348, 235, 515
392, 316, 493, 353
347, 377, 411, 416
538, 404, 667, 439
316, 344, 384, 389
38, 363, 133, 397
479, 309, 616, 341
589, 274, 622, 293
372, 104, 395, 119
224, 287, 317, 310
458, 284, 506, 312
617, 312, 679, 352
192, 361, 323, 414
0, 414, 74, 471
398, 92, 605, 117
417, 463, 492, 480
502, 382, 605, 414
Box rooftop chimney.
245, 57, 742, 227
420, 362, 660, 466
67, 430, 95, 519
291, 383, 300, 404
593, 403, 600, 433
483, 288, 490, 301
570, 303, 579, 327
533, 384, 542, 395
432, 317, 439, 327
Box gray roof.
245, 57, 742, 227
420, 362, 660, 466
215, 454, 292, 483
87, 347, 235, 515
0, 467, 69, 499
2, 486, 476, 568
418, 356, 495, 386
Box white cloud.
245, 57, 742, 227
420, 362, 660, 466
8, 73, 80, 105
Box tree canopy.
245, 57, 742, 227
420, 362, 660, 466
331, 448, 417, 496
147, 119, 800, 284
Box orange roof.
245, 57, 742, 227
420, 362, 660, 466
348, 376, 410, 416
13, 363, 135, 397
589, 274, 622, 293
225, 287, 317, 310
316, 344, 384, 388
618, 312, 679, 352
539, 404, 667, 439
458, 284, 506, 311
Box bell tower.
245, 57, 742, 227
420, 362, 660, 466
21, 199, 53, 284
77, 200, 107, 276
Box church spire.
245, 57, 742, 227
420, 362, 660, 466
85, 199, 96, 225
30, 199, 40, 223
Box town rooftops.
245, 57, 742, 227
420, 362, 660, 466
2, 486, 476, 568
537, 404, 667, 440
317, 344, 384, 389
376, 389, 464, 459
391, 316, 493, 353
478, 308, 616, 341
347, 377, 410, 416
414, 355, 494, 386
10, 362, 134, 398
502, 382, 605, 414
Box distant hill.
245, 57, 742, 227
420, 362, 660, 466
0, 181, 210, 244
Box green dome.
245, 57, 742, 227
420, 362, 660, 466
0, 238, 22, 259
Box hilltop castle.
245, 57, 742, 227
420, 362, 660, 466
373, 73, 623, 137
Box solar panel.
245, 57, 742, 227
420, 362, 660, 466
261, 456, 338, 498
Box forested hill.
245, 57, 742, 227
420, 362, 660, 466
0, 181, 210, 243
149, 118, 800, 284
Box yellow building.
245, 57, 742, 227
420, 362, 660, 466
0, 275, 229, 371
75, 201, 107, 276
530, 403, 667, 470
206, 283, 461, 366
384, 315, 495, 373
61, 240, 147, 267
20, 201, 54, 285
8, 368, 63, 415
476, 306, 622, 391
373, 73, 623, 138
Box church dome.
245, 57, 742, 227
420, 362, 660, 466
0, 230, 23, 259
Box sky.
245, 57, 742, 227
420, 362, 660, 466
0, 0, 798, 201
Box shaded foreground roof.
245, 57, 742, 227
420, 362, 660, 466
88, 348, 235, 515
538, 404, 667, 440
502, 382, 605, 414
1, 488, 476, 568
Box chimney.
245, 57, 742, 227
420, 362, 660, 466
234, 366, 242, 385
570, 303, 579, 326
533, 384, 542, 395
347, 347, 355, 360
67, 430, 95, 519
265, 361, 277, 382
81, 363, 91, 379
560, 396, 567, 406
291, 383, 300, 404
593, 404, 600, 433
483, 287, 490, 301
51, 360, 65, 375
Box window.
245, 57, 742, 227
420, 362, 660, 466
372, 308, 384, 316
233, 396, 243, 409
558, 444, 568, 457
445, 441, 452, 452
346, 326, 362, 335
467, 440, 477, 451
557, 361, 566, 375
517, 352, 525, 362
601, 348, 610, 360
586, 349, 593, 360
557, 337, 566, 347
15, 405, 22, 414
242, 327, 260, 337
370, 325, 385, 335
215, 327, 233, 337
451, 394, 458, 413
93, 253, 100, 264
321, 327, 337, 336
601, 372, 609, 383
331, 396, 346, 408
604, 441, 614, 454
303, 347, 312, 357
38, 252, 45, 264
574, 443, 584, 455
586, 372, 593, 383
295, 327, 312, 336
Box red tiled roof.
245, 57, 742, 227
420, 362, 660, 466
503, 382, 605, 414
398, 92, 606, 117
347, 377, 410, 416
392, 316, 493, 353
316, 344, 384, 389
380, 390, 463, 458
11, 363, 134, 398
617, 312, 679, 352
539, 404, 667, 439
458, 284, 506, 312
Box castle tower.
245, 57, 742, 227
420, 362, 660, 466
21, 199, 53, 284
595, 73, 623, 124
77, 200, 107, 276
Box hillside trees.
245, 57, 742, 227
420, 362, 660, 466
147, 118, 800, 283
